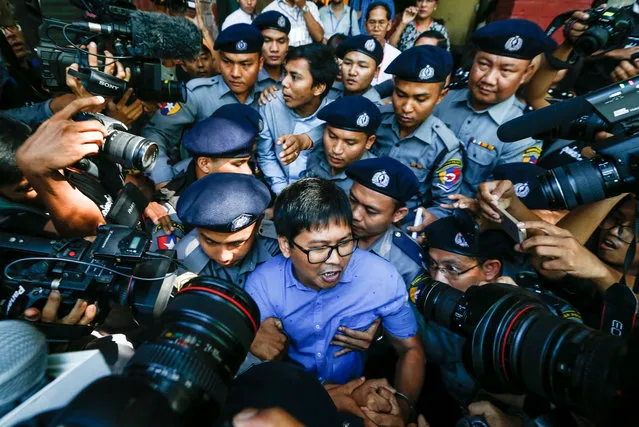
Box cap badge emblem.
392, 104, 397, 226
514, 182, 530, 198
231, 213, 253, 231
364, 39, 376, 52
419, 65, 435, 81
236, 40, 247, 51
505, 35, 523, 52
454, 232, 469, 248
356, 112, 370, 127
278, 16, 286, 27
372, 170, 390, 188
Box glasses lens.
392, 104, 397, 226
337, 239, 357, 257
308, 247, 332, 264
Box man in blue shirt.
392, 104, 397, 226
257, 43, 338, 194
245, 177, 424, 421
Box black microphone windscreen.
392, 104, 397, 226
497, 97, 594, 142
130, 11, 202, 60
0, 321, 48, 416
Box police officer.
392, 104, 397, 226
143, 23, 270, 185
434, 19, 556, 197
302, 96, 379, 193
328, 35, 383, 103
253, 11, 291, 86
346, 157, 425, 287
146, 112, 258, 251
373, 45, 463, 226
176, 173, 279, 287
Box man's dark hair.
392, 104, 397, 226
365, 1, 391, 21
274, 178, 352, 242
285, 43, 339, 99
327, 33, 347, 56
0, 117, 30, 185
416, 30, 449, 50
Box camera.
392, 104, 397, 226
0, 225, 176, 338
571, 6, 634, 56
75, 112, 159, 171
36, 0, 200, 102
46, 276, 259, 426
415, 279, 637, 426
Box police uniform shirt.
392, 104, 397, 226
302, 146, 376, 194
257, 91, 332, 194
257, 67, 284, 88
143, 73, 271, 184
326, 81, 382, 104
368, 225, 425, 288
176, 230, 280, 287
434, 88, 542, 197
373, 106, 463, 217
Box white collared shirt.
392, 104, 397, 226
221, 8, 254, 30
261, 0, 324, 46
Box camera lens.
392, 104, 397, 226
160, 80, 186, 103
416, 277, 468, 335
538, 158, 616, 210
103, 130, 159, 171
123, 277, 260, 423
575, 26, 610, 56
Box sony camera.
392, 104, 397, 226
0, 225, 176, 339
45, 276, 260, 426
75, 112, 158, 171
415, 279, 638, 426
570, 6, 634, 56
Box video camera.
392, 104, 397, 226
40, 277, 259, 426
36, 0, 201, 102
497, 77, 639, 209
415, 280, 639, 426
0, 224, 176, 340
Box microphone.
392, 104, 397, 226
497, 96, 594, 142
71, 11, 202, 59
0, 321, 47, 417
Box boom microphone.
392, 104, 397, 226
71, 11, 202, 59
497, 96, 594, 142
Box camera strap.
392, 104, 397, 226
620, 200, 639, 293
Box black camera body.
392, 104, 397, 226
573, 6, 634, 56
0, 225, 176, 335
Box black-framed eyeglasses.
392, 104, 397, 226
427, 259, 480, 279
291, 238, 358, 264
599, 215, 635, 245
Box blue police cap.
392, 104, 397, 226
317, 96, 381, 135
211, 103, 262, 134
214, 23, 264, 54
425, 211, 511, 259
182, 116, 256, 158
253, 11, 291, 35
386, 45, 453, 83
346, 157, 419, 202
493, 163, 550, 210
177, 173, 271, 232
336, 35, 383, 66
472, 19, 557, 60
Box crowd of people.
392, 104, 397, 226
1, 0, 639, 425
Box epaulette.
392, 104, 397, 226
392, 230, 425, 266
431, 116, 462, 153
186, 75, 219, 91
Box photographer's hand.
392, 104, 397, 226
331, 318, 381, 357
467, 401, 523, 427
563, 10, 590, 46
106, 88, 144, 128
250, 317, 288, 361
24, 290, 96, 325
145, 202, 174, 234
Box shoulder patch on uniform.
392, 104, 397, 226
431, 116, 462, 152
522, 146, 542, 164
435, 158, 462, 192
160, 102, 181, 116
378, 103, 395, 115
392, 230, 424, 266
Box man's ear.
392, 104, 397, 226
258, 54, 265, 71
392, 206, 409, 223
196, 156, 213, 175
312, 83, 327, 97
374, 66, 380, 79
365, 134, 376, 150
278, 236, 292, 258
482, 259, 502, 282
521, 59, 538, 85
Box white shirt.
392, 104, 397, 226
221, 8, 254, 30
373, 42, 400, 85
262, 0, 324, 47
319, 4, 360, 39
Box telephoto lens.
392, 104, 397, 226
123, 276, 260, 423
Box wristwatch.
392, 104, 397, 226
302, 4, 310, 13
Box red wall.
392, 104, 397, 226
492, 0, 594, 41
